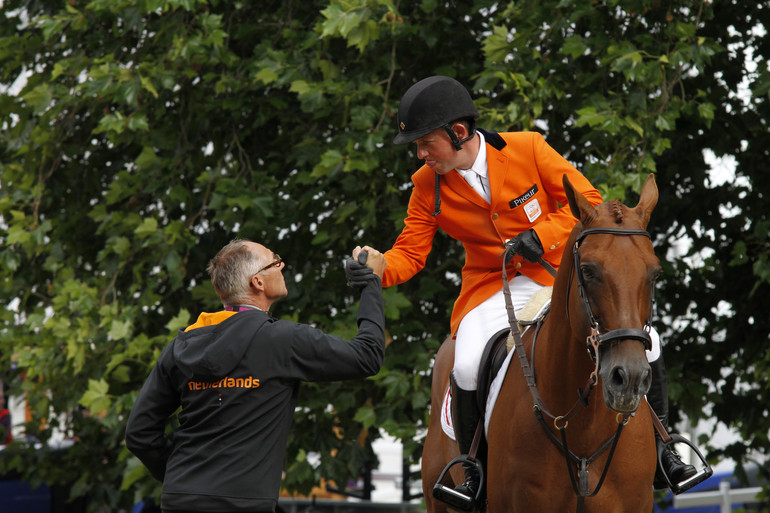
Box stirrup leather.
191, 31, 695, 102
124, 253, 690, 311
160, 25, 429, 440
432, 454, 485, 512
657, 433, 713, 494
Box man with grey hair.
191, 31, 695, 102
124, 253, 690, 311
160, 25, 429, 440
126, 239, 387, 513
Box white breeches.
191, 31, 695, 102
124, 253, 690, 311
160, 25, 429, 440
452, 274, 662, 391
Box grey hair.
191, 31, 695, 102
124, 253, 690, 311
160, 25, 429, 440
207, 239, 266, 305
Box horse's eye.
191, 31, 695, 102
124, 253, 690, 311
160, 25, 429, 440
581, 265, 598, 281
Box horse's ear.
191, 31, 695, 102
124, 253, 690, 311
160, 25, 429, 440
634, 174, 658, 228
563, 174, 597, 224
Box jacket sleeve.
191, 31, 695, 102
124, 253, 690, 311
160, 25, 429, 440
382, 169, 439, 287
125, 345, 179, 482
273, 276, 386, 382
528, 133, 604, 258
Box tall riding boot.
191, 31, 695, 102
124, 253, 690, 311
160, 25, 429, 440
450, 371, 482, 504
647, 355, 697, 489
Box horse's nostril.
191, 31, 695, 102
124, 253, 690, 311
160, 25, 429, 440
611, 367, 627, 388
643, 368, 652, 392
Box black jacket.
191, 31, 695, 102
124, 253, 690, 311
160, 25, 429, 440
125, 279, 385, 513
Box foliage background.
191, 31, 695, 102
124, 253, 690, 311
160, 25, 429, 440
1, 0, 768, 510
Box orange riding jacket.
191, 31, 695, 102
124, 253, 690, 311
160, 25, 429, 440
382, 130, 603, 336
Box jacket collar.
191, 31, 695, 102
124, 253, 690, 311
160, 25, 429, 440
477, 128, 506, 151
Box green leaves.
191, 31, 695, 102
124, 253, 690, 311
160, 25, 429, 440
134, 217, 159, 239
353, 404, 377, 428
319, 0, 394, 52
80, 379, 111, 414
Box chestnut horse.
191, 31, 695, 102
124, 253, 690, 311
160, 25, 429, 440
422, 174, 661, 512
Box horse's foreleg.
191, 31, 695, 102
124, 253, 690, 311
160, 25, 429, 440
422, 337, 457, 513
421, 425, 449, 513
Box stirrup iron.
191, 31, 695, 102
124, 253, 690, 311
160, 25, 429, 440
432, 454, 485, 512
657, 433, 713, 494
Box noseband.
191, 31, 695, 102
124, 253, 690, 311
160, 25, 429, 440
569, 228, 655, 360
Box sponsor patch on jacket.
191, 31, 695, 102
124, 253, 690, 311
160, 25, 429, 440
524, 199, 542, 222
509, 185, 539, 209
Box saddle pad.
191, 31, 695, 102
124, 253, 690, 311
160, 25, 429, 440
439, 345, 518, 441
511, 286, 552, 349
440, 386, 455, 441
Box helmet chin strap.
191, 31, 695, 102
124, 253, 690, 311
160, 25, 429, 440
432, 121, 478, 217
443, 121, 476, 150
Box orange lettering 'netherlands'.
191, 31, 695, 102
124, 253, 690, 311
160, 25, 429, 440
187, 376, 261, 391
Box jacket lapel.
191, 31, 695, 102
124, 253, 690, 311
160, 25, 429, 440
444, 171, 489, 209
486, 143, 509, 211
472, 129, 510, 211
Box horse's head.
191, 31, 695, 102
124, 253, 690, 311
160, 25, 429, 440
564, 174, 660, 414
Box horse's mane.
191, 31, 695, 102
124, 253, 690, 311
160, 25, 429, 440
580, 199, 626, 230
608, 199, 625, 225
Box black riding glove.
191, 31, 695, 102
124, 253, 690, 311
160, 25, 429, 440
504, 229, 544, 264
345, 252, 379, 288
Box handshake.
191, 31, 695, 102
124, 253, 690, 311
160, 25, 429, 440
345, 246, 387, 288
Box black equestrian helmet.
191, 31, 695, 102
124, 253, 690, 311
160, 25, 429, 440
393, 76, 479, 145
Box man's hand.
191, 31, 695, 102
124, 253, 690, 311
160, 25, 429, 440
352, 245, 387, 278
345, 257, 377, 288
504, 229, 544, 264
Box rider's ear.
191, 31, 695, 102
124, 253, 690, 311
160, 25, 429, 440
452, 122, 469, 140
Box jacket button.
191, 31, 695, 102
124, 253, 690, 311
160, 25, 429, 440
550, 244, 557, 250
492, 213, 499, 220
516, 262, 522, 269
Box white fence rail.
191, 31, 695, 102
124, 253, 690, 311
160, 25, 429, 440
673, 480, 764, 513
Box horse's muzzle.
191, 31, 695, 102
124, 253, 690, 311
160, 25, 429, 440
601, 357, 652, 413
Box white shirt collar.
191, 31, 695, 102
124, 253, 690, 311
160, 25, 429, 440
457, 131, 487, 178
456, 132, 490, 203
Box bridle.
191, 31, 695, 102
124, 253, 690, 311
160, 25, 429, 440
502, 226, 657, 513
568, 228, 655, 362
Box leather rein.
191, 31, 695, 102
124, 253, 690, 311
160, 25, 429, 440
501, 227, 654, 512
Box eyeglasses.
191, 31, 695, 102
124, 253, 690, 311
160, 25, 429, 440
257, 254, 282, 274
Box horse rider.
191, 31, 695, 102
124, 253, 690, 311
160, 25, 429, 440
354, 76, 698, 509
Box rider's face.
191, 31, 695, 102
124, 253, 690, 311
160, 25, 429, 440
414, 128, 461, 175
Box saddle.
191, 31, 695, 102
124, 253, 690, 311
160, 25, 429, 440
475, 328, 510, 413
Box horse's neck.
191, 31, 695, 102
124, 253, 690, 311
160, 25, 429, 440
537, 315, 594, 403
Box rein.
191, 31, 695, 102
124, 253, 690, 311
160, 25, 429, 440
502, 227, 653, 512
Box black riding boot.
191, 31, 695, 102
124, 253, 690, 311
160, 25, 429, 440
450, 372, 482, 505
648, 355, 697, 489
